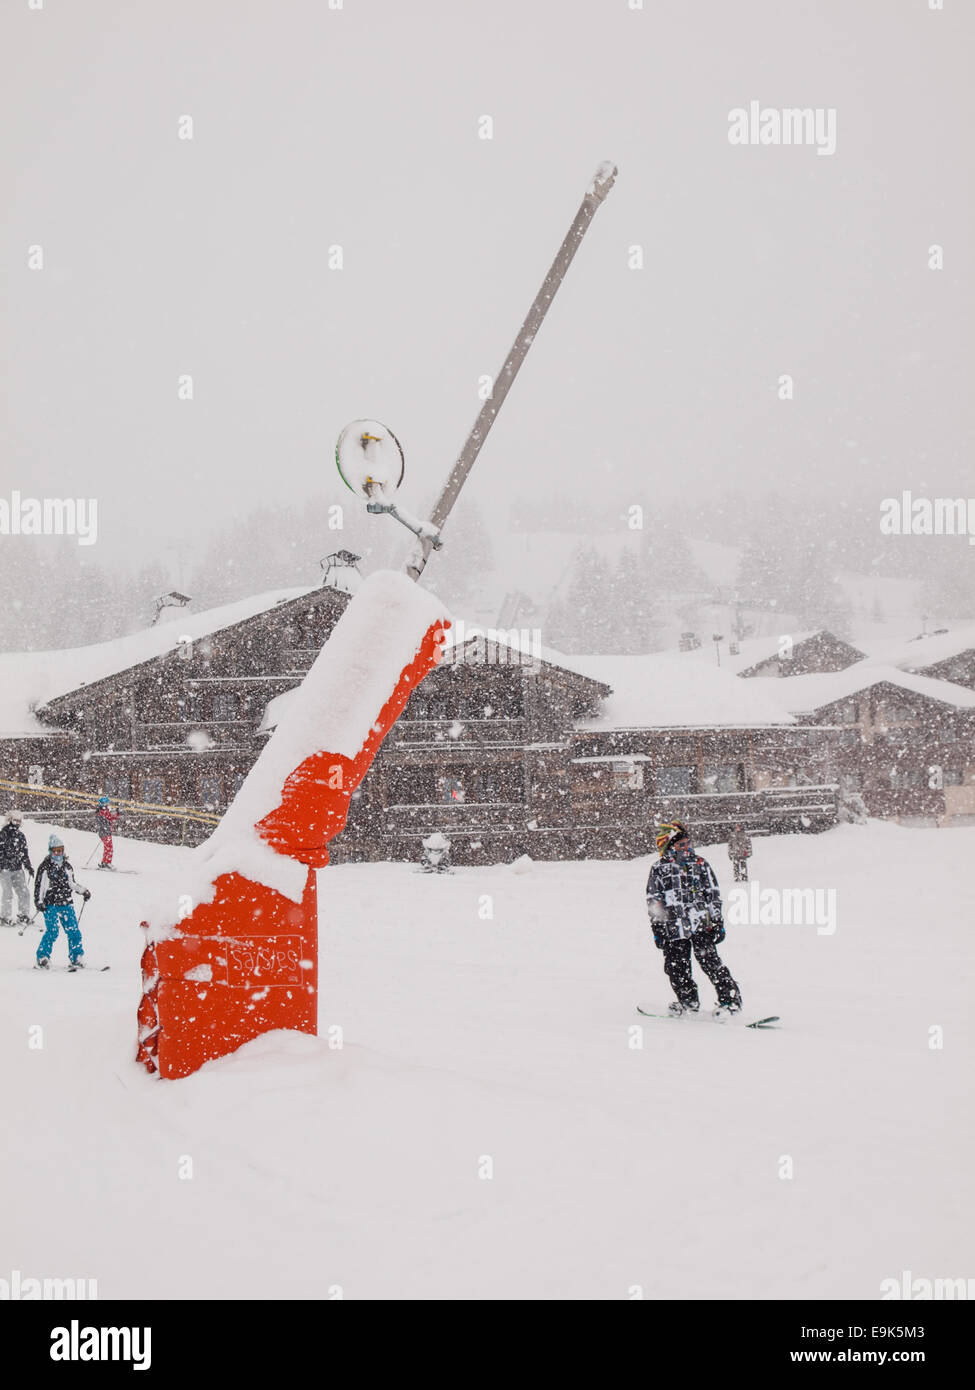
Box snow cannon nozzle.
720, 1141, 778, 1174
588, 161, 618, 202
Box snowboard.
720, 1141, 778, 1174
637, 1005, 780, 1030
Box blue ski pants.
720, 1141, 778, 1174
38, 904, 84, 965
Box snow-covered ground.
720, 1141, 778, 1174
1, 820, 971, 1300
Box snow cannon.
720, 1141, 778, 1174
335, 419, 405, 501
136, 571, 450, 1079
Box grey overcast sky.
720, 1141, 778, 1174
1, 0, 972, 570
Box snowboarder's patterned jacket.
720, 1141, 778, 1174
34, 855, 82, 909
0, 824, 33, 873
646, 849, 724, 944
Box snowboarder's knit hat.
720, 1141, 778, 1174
655, 819, 690, 855
48, 834, 65, 850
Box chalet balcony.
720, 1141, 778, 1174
384, 802, 527, 833
568, 784, 839, 833
134, 719, 258, 750
389, 718, 528, 748
651, 785, 839, 832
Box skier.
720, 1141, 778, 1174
646, 819, 742, 1017
728, 822, 753, 882
0, 810, 34, 926
34, 834, 91, 969
94, 795, 120, 869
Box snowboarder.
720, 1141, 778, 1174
34, 834, 91, 969
94, 795, 120, 869
0, 810, 34, 926
728, 822, 752, 882
646, 819, 742, 1016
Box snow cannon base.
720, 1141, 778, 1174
135, 575, 450, 1080
137, 870, 318, 1080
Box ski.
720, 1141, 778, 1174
32, 964, 111, 973
636, 1005, 780, 1029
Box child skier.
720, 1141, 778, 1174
0, 810, 34, 926
728, 822, 753, 882
34, 834, 91, 969
94, 795, 120, 869
646, 819, 742, 1017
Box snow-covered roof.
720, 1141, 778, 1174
759, 664, 975, 715
860, 623, 975, 673
0, 587, 315, 737
571, 654, 796, 730
677, 629, 823, 676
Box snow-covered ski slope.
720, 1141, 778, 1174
1, 820, 971, 1299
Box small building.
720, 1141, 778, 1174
736, 630, 866, 678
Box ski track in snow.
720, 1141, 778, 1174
1, 820, 971, 1299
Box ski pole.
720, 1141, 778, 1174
18, 910, 40, 937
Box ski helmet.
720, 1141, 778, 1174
655, 819, 690, 855
98, 796, 110, 806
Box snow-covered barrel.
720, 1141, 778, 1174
136, 572, 450, 1079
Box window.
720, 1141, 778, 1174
838, 700, 859, 724
944, 768, 964, 787
610, 761, 644, 791
213, 692, 237, 722
386, 768, 436, 805
439, 774, 466, 803
141, 777, 166, 805
436, 767, 524, 804
656, 766, 695, 795
199, 776, 223, 809
881, 702, 916, 724
104, 775, 131, 801
411, 692, 449, 720
699, 764, 742, 794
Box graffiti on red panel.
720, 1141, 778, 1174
222, 936, 304, 987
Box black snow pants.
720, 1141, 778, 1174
662, 933, 741, 1009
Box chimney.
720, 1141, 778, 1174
152, 591, 192, 626
320, 551, 362, 595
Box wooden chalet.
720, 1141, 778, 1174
4, 600, 975, 859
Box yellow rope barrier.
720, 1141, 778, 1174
0, 778, 220, 827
